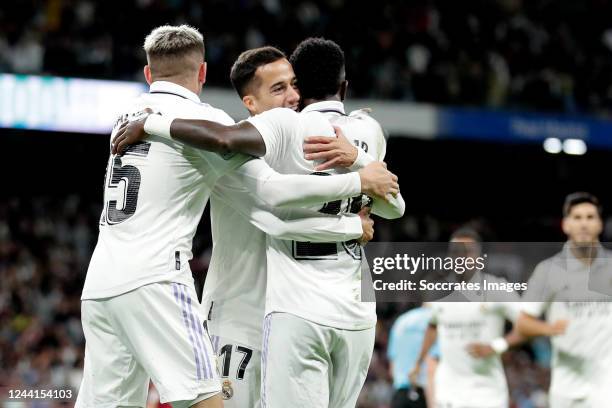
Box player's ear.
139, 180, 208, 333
561, 217, 570, 235
144, 65, 153, 85
339, 80, 348, 101
199, 62, 207, 85
595, 216, 604, 236
242, 95, 256, 114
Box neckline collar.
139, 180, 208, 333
563, 241, 606, 267
149, 81, 201, 103
301, 100, 346, 115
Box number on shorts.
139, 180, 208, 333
219, 344, 253, 380
219, 344, 233, 377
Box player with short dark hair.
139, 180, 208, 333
290, 37, 347, 104
562, 191, 603, 218
229, 46, 298, 115
252, 37, 405, 407
202, 45, 373, 408
518, 192, 612, 407
230, 46, 286, 96
204, 43, 394, 407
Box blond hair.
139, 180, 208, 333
143, 25, 204, 78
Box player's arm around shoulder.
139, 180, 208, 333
301, 110, 337, 139
300, 110, 404, 218
246, 107, 304, 165
112, 107, 268, 157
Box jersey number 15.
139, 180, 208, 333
102, 142, 151, 225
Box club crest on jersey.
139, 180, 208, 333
222, 380, 234, 400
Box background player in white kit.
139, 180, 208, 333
517, 192, 612, 408
408, 228, 525, 408
78, 25, 399, 408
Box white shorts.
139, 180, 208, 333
76, 282, 220, 408
261, 312, 375, 408
209, 334, 261, 408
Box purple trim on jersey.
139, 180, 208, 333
172, 283, 180, 303
180, 284, 210, 379
184, 285, 213, 379
261, 313, 273, 407
174, 283, 203, 380
210, 334, 220, 354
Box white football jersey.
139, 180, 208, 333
203, 174, 363, 348
247, 101, 391, 329
431, 302, 520, 407
82, 81, 247, 300
203, 102, 392, 348
521, 243, 612, 401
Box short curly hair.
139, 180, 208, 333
289, 37, 345, 100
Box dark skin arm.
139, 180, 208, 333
111, 113, 266, 157
110, 113, 401, 199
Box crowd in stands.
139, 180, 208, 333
0, 196, 93, 407
2, 0, 612, 115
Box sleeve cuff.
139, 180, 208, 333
144, 113, 173, 139
490, 337, 509, 354
343, 214, 363, 240
348, 172, 362, 196
245, 116, 275, 162
348, 147, 375, 171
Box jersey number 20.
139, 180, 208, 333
293, 172, 365, 260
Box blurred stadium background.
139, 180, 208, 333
1, 0, 612, 407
